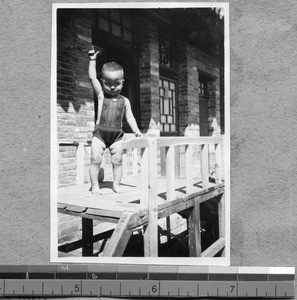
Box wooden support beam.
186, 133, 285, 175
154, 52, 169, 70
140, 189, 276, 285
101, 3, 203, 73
143, 138, 158, 257
188, 201, 201, 257
166, 216, 171, 242
200, 144, 209, 188
185, 144, 193, 194
218, 193, 225, 239
201, 237, 225, 257
102, 212, 134, 257
215, 143, 222, 183
129, 186, 225, 230
58, 229, 114, 253
82, 218, 93, 256
158, 186, 225, 216
218, 192, 226, 257
166, 145, 175, 201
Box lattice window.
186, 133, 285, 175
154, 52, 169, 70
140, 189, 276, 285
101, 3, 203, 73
199, 79, 208, 96
159, 78, 177, 133
159, 35, 172, 68
97, 10, 132, 43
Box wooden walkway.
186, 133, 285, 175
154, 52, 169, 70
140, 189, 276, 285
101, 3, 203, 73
57, 136, 225, 257
58, 178, 225, 257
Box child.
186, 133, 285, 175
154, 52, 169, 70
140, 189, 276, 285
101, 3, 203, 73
88, 47, 142, 194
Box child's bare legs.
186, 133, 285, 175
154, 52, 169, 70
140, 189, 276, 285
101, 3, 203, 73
89, 137, 106, 194
110, 140, 123, 193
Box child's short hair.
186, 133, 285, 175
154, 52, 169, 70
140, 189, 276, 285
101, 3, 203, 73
102, 62, 124, 77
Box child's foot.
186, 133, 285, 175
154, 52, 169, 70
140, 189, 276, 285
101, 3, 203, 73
91, 185, 102, 194
113, 185, 122, 193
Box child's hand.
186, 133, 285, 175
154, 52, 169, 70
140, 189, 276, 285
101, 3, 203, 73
135, 131, 143, 138
88, 47, 100, 61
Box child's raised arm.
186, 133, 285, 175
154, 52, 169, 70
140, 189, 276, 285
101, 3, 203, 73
124, 99, 142, 137
88, 47, 103, 97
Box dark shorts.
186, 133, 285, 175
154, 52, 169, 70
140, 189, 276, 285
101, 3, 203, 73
93, 125, 124, 148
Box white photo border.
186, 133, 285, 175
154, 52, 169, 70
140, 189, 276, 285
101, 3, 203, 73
51, 2, 230, 265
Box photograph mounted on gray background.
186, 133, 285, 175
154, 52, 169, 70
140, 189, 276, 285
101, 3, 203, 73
51, 2, 230, 265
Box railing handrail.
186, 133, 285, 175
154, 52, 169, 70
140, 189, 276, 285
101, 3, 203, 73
57, 136, 223, 148
156, 136, 223, 147
122, 137, 152, 150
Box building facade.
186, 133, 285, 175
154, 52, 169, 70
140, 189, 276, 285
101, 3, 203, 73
57, 8, 224, 186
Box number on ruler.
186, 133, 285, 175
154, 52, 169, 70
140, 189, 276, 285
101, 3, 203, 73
152, 285, 158, 294
230, 286, 235, 293
74, 284, 80, 293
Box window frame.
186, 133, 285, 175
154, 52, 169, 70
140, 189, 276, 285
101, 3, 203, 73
95, 9, 133, 46
159, 76, 179, 136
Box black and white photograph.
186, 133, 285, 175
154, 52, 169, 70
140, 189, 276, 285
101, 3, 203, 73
2, 0, 297, 291
51, 3, 230, 264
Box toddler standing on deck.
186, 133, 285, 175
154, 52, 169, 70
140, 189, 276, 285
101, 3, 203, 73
88, 47, 142, 194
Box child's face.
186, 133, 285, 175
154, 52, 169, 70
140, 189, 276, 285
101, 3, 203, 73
101, 70, 124, 97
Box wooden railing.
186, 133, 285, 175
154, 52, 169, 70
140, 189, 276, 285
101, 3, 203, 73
122, 137, 158, 256
156, 136, 223, 197
58, 136, 225, 257
122, 136, 224, 257
123, 136, 223, 201
57, 140, 91, 186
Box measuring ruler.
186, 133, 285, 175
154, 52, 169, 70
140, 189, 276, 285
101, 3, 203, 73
0, 265, 295, 298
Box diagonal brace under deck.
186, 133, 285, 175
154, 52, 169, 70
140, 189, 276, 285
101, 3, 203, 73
102, 211, 138, 257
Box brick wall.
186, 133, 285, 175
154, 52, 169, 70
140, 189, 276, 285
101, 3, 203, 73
193, 46, 221, 136
57, 9, 94, 186
177, 41, 221, 136
134, 19, 160, 134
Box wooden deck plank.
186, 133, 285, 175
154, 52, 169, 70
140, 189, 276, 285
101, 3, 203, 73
58, 181, 224, 225
58, 208, 120, 223
86, 208, 123, 219
58, 177, 214, 206
66, 205, 86, 213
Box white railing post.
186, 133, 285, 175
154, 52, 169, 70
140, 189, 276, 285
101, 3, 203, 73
215, 143, 222, 183
185, 144, 193, 194
140, 147, 149, 206
166, 145, 175, 201
144, 137, 158, 257
132, 147, 138, 177
200, 144, 209, 188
